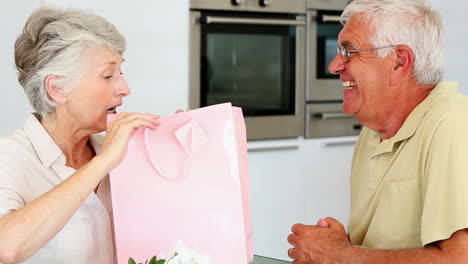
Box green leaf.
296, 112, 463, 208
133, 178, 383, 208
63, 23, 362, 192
128, 258, 137, 264
148, 256, 157, 264
155, 260, 166, 264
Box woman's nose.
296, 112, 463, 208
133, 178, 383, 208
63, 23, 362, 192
117, 76, 131, 97
328, 53, 346, 75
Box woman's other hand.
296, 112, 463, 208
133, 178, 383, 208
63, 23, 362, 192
99, 112, 160, 171
175, 108, 192, 113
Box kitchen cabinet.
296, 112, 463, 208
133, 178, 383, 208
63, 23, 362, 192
248, 136, 356, 261
301, 137, 356, 228
248, 138, 306, 261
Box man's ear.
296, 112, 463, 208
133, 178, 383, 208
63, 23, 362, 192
390, 45, 414, 85
44, 75, 67, 104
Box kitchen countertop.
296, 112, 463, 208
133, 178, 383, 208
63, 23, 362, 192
252, 255, 290, 264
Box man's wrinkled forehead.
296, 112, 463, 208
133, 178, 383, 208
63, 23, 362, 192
338, 14, 373, 46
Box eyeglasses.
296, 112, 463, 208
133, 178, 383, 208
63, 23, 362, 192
337, 44, 398, 63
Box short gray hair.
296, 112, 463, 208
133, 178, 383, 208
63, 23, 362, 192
341, 0, 444, 84
14, 7, 126, 119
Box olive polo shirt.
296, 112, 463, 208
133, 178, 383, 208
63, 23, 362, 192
349, 81, 468, 249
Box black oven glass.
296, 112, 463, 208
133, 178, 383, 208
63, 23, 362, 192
316, 12, 342, 79
200, 14, 296, 116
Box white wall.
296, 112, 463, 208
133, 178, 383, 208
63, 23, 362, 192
0, 0, 189, 135
431, 0, 468, 94
0, 1, 42, 135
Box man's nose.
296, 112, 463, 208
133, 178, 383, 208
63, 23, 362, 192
328, 53, 345, 75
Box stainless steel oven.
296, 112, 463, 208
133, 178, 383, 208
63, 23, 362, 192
305, 0, 362, 138
189, 0, 306, 140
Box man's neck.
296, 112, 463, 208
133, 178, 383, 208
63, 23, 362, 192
376, 83, 435, 140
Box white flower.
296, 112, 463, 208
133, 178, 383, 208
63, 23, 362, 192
164, 241, 211, 264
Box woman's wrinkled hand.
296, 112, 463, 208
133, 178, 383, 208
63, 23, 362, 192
99, 112, 160, 171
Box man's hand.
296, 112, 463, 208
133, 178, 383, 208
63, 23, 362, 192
287, 217, 350, 264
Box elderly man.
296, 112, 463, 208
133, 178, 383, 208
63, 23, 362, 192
288, 0, 468, 263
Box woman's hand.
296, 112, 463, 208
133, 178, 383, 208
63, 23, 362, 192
99, 112, 160, 171
175, 108, 192, 113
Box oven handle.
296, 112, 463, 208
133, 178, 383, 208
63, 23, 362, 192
320, 14, 342, 23
312, 112, 352, 120
321, 139, 357, 148
204, 16, 306, 26
248, 145, 299, 152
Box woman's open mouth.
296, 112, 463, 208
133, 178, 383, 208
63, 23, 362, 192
106, 107, 117, 114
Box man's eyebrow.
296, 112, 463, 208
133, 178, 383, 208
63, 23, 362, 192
340, 41, 358, 50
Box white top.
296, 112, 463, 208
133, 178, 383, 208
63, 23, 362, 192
0, 114, 115, 264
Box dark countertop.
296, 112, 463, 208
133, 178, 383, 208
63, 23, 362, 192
252, 255, 290, 264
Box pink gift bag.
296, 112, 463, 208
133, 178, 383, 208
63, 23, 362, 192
108, 103, 253, 264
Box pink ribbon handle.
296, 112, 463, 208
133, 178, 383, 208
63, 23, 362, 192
143, 118, 208, 182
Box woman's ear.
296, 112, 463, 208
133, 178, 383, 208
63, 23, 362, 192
44, 75, 67, 104
390, 45, 414, 85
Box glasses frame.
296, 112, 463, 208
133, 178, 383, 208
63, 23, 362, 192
337, 44, 398, 63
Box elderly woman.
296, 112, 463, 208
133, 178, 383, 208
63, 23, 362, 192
0, 7, 160, 263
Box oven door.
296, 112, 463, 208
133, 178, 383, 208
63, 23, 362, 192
190, 11, 306, 140
306, 10, 343, 101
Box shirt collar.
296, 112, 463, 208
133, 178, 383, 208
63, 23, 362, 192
23, 113, 105, 168
89, 133, 104, 155
367, 81, 459, 156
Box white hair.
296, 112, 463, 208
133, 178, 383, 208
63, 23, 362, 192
15, 7, 126, 119
341, 0, 445, 84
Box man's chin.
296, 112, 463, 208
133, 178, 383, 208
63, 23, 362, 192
342, 103, 357, 116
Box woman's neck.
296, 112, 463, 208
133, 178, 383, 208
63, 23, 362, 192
40, 116, 96, 169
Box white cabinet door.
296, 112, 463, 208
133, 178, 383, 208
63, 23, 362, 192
248, 136, 356, 261
302, 137, 356, 229
248, 139, 306, 261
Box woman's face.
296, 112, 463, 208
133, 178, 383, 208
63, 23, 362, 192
64, 46, 130, 133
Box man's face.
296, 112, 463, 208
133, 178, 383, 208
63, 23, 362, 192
328, 15, 397, 126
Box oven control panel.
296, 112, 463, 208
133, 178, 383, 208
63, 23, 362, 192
259, 0, 271, 7
190, 0, 306, 14
306, 0, 348, 11
233, 0, 271, 8
231, 0, 243, 6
